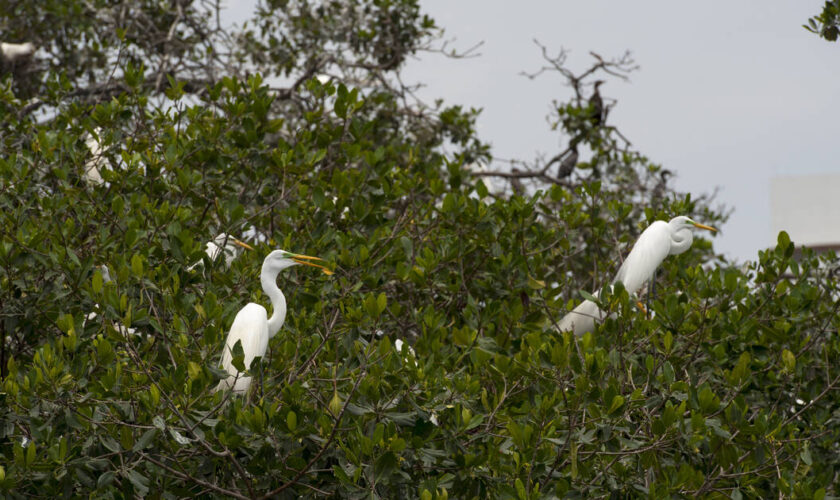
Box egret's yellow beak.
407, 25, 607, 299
291, 253, 333, 275
692, 222, 717, 232
232, 239, 254, 251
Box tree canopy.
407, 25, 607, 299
1, 1, 839, 498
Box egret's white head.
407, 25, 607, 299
667, 216, 716, 255
208, 233, 253, 262
262, 249, 333, 275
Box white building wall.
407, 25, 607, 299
770, 174, 840, 248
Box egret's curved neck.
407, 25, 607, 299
669, 228, 693, 255
261, 265, 287, 338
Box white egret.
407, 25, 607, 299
557, 216, 716, 336
394, 338, 418, 367
187, 233, 254, 271
83, 129, 105, 185
215, 250, 332, 394
0, 42, 35, 62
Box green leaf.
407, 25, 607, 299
515, 478, 526, 500
662, 361, 675, 384
130, 254, 143, 277
579, 290, 599, 304
25, 442, 35, 466
476, 179, 489, 199
231, 340, 246, 373
527, 276, 545, 289
698, 387, 720, 413
125, 469, 150, 496
801, 445, 812, 466
100, 436, 120, 454
97, 471, 115, 489
92, 269, 103, 294
607, 395, 625, 415
132, 429, 157, 452
169, 428, 192, 445
329, 390, 342, 417
663, 331, 673, 354
781, 349, 795, 373
120, 426, 134, 450
389, 437, 406, 452
442, 193, 456, 212
376, 292, 387, 315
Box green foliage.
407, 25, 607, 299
806, 0, 840, 41
1, 1, 839, 498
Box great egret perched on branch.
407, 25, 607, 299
215, 250, 333, 394
557, 216, 716, 336
188, 233, 254, 271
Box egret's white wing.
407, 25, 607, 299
613, 221, 670, 295
556, 297, 610, 336
217, 303, 269, 394
206, 241, 223, 261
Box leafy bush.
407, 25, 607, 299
1, 1, 838, 498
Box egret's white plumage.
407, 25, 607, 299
215, 249, 332, 394
394, 338, 418, 367
557, 216, 715, 336
188, 233, 253, 271
217, 303, 269, 393
0, 42, 35, 62
83, 129, 105, 185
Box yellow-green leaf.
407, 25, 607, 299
329, 390, 342, 417
782, 349, 795, 372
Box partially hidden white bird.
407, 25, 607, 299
83, 129, 105, 185
215, 249, 333, 394
188, 233, 254, 271
0, 42, 35, 62
557, 216, 716, 336
394, 338, 418, 367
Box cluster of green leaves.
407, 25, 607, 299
2, 1, 839, 498
806, 0, 840, 42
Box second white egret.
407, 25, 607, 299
188, 233, 254, 271
557, 216, 716, 336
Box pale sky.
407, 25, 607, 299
226, 1, 840, 262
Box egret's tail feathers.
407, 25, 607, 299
214, 375, 252, 394
556, 299, 609, 336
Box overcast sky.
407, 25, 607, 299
227, 1, 840, 262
